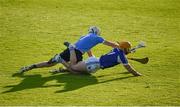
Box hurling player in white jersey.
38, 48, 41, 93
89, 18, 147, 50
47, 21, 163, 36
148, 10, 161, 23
58, 41, 142, 76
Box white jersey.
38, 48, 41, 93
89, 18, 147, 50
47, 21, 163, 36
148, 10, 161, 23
84, 56, 100, 73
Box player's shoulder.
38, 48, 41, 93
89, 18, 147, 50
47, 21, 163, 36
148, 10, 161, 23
113, 48, 123, 52
113, 48, 125, 56
86, 33, 104, 42
118, 48, 124, 53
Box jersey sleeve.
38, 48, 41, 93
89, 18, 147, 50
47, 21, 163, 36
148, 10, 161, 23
97, 36, 105, 43
114, 48, 128, 65
119, 54, 128, 65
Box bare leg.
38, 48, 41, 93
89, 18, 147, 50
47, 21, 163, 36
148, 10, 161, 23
60, 60, 87, 74
50, 47, 86, 74
69, 47, 77, 65
70, 61, 87, 72
52, 45, 86, 74
35, 61, 57, 68
69, 47, 87, 73
18, 61, 58, 73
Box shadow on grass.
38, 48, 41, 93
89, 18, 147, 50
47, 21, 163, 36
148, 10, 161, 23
2, 72, 133, 93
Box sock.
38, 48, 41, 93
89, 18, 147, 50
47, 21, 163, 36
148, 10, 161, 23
30, 64, 37, 69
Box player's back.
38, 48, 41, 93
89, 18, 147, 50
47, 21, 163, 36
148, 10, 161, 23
99, 48, 128, 69
75, 33, 104, 53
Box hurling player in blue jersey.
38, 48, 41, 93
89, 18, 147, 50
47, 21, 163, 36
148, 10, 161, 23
18, 26, 120, 73
59, 41, 142, 76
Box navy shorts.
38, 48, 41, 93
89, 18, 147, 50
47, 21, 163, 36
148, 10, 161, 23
48, 48, 83, 64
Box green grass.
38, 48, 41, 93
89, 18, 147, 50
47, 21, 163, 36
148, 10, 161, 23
0, 0, 180, 106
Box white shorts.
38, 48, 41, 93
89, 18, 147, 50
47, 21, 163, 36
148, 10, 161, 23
85, 57, 100, 73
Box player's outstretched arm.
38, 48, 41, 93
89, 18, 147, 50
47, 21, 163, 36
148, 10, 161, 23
103, 40, 119, 48
123, 64, 142, 76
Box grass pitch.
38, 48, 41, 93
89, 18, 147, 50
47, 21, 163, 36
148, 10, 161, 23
0, 0, 180, 106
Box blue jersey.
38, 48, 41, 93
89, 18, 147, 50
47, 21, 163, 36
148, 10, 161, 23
74, 33, 104, 53
99, 48, 128, 69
